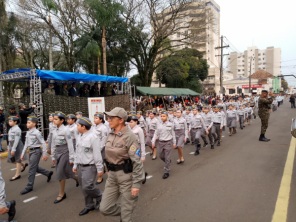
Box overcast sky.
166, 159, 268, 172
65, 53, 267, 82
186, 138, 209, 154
216, 0, 296, 86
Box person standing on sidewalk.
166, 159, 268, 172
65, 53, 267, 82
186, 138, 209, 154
258, 90, 274, 142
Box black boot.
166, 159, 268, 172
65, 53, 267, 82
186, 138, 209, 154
203, 142, 208, 147
263, 134, 271, 141
259, 134, 269, 142
194, 144, 200, 155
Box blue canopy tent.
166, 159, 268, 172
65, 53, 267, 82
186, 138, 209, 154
1, 68, 128, 83
0, 68, 131, 134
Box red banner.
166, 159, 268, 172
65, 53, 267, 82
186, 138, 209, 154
241, 84, 262, 89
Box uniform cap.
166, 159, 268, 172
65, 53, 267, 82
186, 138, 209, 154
94, 112, 104, 119
161, 111, 168, 115
54, 111, 66, 118
77, 117, 92, 128
130, 115, 138, 121
186, 107, 192, 111
130, 111, 136, 115
27, 116, 38, 123
137, 111, 142, 115
8, 116, 19, 121
67, 114, 77, 119
104, 107, 128, 121
49, 113, 55, 117
75, 111, 83, 115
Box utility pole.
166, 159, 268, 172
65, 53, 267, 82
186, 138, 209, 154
249, 56, 254, 95
215, 35, 229, 95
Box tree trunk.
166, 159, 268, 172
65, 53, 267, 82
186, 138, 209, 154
97, 52, 101, 74
102, 26, 107, 74
48, 14, 53, 70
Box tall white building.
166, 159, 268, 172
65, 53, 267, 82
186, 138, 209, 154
227, 46, 281, 79
152, 0, 221, 94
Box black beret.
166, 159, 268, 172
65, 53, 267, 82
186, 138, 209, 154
94, 112, 104, 119
27, 116, 38, 123
67, 114, 77, 119
54, 111, 66, 118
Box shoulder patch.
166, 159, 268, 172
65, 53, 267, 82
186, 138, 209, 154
129, 145, 137, 152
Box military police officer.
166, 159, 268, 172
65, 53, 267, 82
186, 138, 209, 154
258, 90, 274, 142
100, 107, 144, 222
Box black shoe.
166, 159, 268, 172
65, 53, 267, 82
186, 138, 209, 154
21, 163, 28, 172
162, 173, 169, 179
9, 175, 21, 181
142, 172, 148, 184
217, 142, 220, 146
76, 180, 80, 187
203, 142, 208, 147
47, 171, 53, 182
54, 193, 67, 204
259, 137, 270, 142
191, 142, 194, 145
194, 150, 200, 155
211, 145, 214, 149
20, 188, 33, 195
79, 207, 95, 216
8, 200, 16, 222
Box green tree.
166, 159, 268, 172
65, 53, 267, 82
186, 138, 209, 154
281, 78, 288, 92
156, 48, 208, 92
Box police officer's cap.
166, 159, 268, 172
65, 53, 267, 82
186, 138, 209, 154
94, 112, 104, 119
27, 116, 38, 123
54, 111, 66, 118
104, 107, 128, 121
67, 114, 77, 119
8, 116, 19, 121
77, 117, 92, 128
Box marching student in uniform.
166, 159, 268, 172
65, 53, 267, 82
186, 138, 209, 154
20, 116, 53, 195
183, 107, 192, 144
243, 104, 249, 126
128, 115, 148, 184
237, 105, 246, 129
219, 105, 227, 140
211, 106, 223, 147
152, 111, 176, 179
92, 113, 109, 184
51, 112, 78, 204
47, 113, 57, 168
189, 107, 207, 155
66, 114, 79, 150
246, 103, 253, 125
173, 109, 188, 164
136, 111, 147, 136
73, 117, 103, 216
226, 104, 239, 136
146, 110, 159, 160
201, 107, 214, 149
7, 116, 28, 181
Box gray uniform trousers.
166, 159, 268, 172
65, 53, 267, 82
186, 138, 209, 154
194, 128, 203, 144
26, 149, 50, 189
211, 123, 221, 142
190, 128, 198, 142
0, 170, 10, 209
78, 165, 102, 209
239, 115, 244, 128
201, 127, 214, 145
158, 140, 173, 174
100, 170, 138, 222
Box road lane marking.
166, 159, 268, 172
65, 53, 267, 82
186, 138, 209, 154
10, 168, 16, 171
272, 137, 296, 222
23, 196, 38, 203
146, 175, 153, 180
146, 152, 151, 156
36, 174, 41, 177
189, 152, 195, 155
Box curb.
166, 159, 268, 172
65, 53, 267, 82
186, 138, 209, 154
0, 152, 8, 158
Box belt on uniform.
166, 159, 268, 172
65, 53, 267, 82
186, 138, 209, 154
107, 163, 124, 172
159, 139, 172, 142
213, 122, 221, 124
28, 147, 40, 151
192, 127, 201, 129
78, 164, 95, 167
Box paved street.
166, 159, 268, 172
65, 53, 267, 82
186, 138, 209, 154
0, 101, 296, 222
